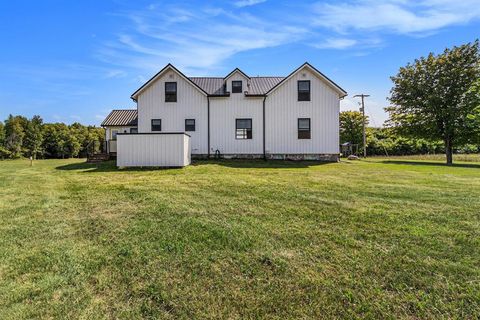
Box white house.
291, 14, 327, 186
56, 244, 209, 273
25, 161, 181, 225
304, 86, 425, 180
101, 62, 347, 165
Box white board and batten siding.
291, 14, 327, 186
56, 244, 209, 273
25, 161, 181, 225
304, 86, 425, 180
137, 70, 208, 154
210, 71, 264, 155
117, 133, 191, 167
266, 66, 340, 155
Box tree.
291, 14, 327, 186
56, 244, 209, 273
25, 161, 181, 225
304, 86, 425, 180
24, 115, 44, 159
387, 40, 480, 165
0, 121, 9, 159
339, 111, 369, 146
4, 115, 27, 158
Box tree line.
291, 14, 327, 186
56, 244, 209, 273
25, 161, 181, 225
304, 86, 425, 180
0, 115, 104, 159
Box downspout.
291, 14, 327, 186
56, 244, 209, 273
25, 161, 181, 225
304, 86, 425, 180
263, 95, 267, 160
207, 96, 210, 158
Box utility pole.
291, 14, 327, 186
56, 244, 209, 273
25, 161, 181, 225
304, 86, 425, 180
353, 94, 369, 158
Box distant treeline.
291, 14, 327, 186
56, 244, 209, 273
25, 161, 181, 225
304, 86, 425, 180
366, 127, 479, 156
340, 111, 480, 157
0, 115, 104, 159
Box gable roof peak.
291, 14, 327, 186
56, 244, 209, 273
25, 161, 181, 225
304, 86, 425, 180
130, 63, 208, 101
224, 68, 250, 80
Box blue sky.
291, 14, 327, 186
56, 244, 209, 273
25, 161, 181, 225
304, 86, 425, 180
1, 0, 479, 126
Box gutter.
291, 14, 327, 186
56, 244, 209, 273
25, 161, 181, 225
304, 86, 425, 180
207, 96, 210, 158
263, 95, 267, 160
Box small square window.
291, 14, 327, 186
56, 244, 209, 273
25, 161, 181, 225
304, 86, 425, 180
298, 80, 310, 101
165, 82, 177, 102
298, 118, 311, 139
130, 128, 138, 134
232, 81, 243, 93
185, 119, 195, 131
236, 118, 252, 139
151, 119, 161, 131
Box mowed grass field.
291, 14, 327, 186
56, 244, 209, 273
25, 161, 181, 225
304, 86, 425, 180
0, 157, 479, 319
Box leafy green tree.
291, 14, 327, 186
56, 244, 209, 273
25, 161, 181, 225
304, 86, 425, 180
339, 111, 368, 147
0, 121, 9, 159
4, 115, 28, 158
387, 40, 480, 165
24, 115, 44, 159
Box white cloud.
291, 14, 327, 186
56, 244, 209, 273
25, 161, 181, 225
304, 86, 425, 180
234, 0, 267, 8
313, 0, 480, 34
313, 38, 358, 49
104, 69, 127, 79
101, 5, 307, 75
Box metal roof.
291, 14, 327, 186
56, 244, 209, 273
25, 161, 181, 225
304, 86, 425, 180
101, 109, 138, 126
189, 77, 226, 95
188, 76, 284, 95
131, 63, 346, 100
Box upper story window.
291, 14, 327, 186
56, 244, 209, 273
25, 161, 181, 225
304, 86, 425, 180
151, 119, 162, 131
298, 80, 311, 101
165, 82, 177, 102
232, 81, 243, 93
298, 118, 311, 139
185, 119, 195, 131
130, 128, 138, 134
236, 118, 252, 139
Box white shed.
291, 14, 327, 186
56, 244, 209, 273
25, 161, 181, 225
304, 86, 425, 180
116, 133, 191, 167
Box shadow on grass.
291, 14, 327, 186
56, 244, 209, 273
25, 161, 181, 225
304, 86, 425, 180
380, 160, 480, 169
55, 159, 335, 172
55, 161, 184, 172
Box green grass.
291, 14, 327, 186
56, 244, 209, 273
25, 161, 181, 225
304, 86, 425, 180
0, 157, 479, 319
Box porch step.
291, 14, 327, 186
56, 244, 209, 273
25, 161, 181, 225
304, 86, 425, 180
87, 153, 110, 163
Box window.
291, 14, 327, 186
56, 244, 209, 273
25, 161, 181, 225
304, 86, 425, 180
232, 80, 243, 93
236, 118, 252, 139
298, 80, 310, 101
298, 118, 311, 139
111, 129, 118, 140
185, 119, 195, 131
130, 128, 138, 134
165, 82, 177, 102
151, 119, 162, 131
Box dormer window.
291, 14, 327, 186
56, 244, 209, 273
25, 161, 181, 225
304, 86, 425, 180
232, 81, 243, 93
165, 82, 177, 102
298, 80, 310, 101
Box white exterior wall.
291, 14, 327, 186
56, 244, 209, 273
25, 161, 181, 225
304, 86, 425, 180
117, 133, 190, 167
136, 69, 208, 154
105, 126, 136, 141
210, 72, 263, 155
265, 66, 340, 155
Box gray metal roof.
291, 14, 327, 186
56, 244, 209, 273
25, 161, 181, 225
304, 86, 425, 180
189, 77, 225, 95
188, 76, 284, 95
101, 109, 138, 126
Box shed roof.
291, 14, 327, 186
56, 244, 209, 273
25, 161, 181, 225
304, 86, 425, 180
101, 109, 138, 126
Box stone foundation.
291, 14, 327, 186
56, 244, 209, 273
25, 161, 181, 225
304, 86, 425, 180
267, 154, 339, 162
192, 153, 339, 162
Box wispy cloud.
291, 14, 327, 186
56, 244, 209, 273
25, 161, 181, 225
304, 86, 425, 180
97, 0, 480, 76
100, 5, 307, 75
312, 0, 480, 34
234, 0, 267, 8
313, 38, 358, 49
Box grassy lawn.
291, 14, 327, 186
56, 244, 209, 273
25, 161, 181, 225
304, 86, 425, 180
0, 157, 479, 319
